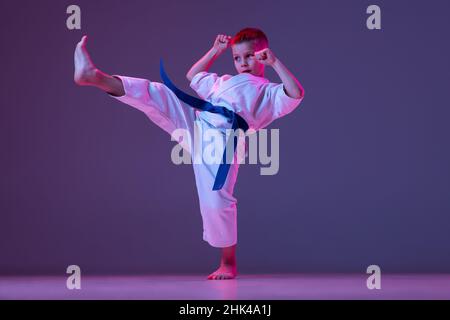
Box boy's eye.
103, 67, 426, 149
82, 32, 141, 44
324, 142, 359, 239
235, 54, 253, 61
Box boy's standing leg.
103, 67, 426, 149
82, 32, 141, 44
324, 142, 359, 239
193, 131, 241, 280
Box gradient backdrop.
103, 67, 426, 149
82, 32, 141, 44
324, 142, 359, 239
1, 0, 449, 275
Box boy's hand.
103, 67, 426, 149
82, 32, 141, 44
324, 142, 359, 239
213, 34, 232, 55
255, 48, 277, 67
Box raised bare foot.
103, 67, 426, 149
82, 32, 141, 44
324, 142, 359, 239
74, 35, 98, 85
207, 264, 237, 280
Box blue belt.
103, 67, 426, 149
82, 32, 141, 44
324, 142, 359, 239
159, 60, 249, 191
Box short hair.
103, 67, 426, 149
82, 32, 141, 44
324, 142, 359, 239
231, 28, 269, 49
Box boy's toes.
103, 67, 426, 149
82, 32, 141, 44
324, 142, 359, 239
207, 268, 236, 280
211, 273, 231, 280
77, 35, 87, 48
208, 273, 220, 280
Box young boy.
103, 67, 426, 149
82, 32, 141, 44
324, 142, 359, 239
74, 28, 304, 280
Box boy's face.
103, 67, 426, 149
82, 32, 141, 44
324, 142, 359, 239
231, 41, 266, 77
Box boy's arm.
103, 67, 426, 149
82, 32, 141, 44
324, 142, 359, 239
272, 59, 304, 99
186, 34, 231, 82
186, 47, 219, 82
256, 48, 305, 99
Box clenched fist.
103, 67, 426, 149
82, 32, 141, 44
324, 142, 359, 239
213, 34, 232, 55
255, 48, 277, 67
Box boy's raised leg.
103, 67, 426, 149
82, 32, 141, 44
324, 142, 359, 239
74, 35, 125, 97
75, 35, 239, 281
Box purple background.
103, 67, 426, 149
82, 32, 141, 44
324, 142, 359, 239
1, 0, 449, 275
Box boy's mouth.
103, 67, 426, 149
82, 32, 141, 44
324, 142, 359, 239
242, 70, 251, 73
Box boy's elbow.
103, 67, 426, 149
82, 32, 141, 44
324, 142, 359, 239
186, 72, 194, 82
295, 86, 305, 99
299, 88, 305, 99
291, 91, 304, 100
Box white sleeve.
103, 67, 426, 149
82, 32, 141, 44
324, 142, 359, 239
264, 83, 304, 119
189, 71, 219, 100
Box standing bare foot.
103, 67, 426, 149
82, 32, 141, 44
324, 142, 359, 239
207, 245, 237, 280
74, 35, 98, 85
207, 263, 237, 280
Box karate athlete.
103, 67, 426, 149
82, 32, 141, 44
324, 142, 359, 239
74, 27, 304, 280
